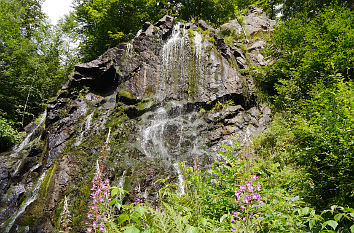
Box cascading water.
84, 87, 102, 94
75, 111, 94, 146
159, 23, 188, 101
139, 23, 212, 185
10, 111, 47, 177
141, 107, 170, 159
173, 163, 185, 195
10, 110, 47, 158
3, 171, 47, 233
140, 102, 208, 164
193, 31, 203, 61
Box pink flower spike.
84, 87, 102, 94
251, 175, 258, 181
256, 183, 261, 191
86, 227, 92, 233
240, 184, 246, 192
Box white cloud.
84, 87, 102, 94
42, 0, 73, 24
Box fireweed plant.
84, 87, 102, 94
232, 174, 264, 232
86, 161, 112, 233
218, 136, 264, 232
86, 129, 112, 233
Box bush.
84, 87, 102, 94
0, 116, 20, 152
293, 79, 354, 208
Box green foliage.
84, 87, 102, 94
175, 0, 237, 26
318, 205, 354, 232
255, 81, 354, 208
258, 5, 353, 110
278, 0, 352, 20
71, 0, 171, 61
70, 0, 270, 61
104, 139, 331, 232
293, 80, 354, 208
0, 116, 20, 151
253, 4, 353, 209
0, 0, 75, 147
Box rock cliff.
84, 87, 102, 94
0, 7, 274, 232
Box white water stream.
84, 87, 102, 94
141, 107, 170, 158
3, 171, 47, 233
173, 163, 185, 195
75, 112, 94, 146
10, 110, 47, 158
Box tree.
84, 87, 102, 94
255, 4, 353, 208
294, 79, 354, 208
0, 0, 74, 151
279, 0, 353, 19
71, 0, 172, 61
70, 0, 264, 62
258, 5, 353, 111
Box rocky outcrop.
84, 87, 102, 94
0, 7, 273, 233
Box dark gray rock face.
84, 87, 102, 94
0, 7, 272, 233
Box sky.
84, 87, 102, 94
42, 0, 74, 24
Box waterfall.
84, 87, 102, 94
118, 170, 126, 189
75, 112, 94, 146
193, 31, 203, 61
141, 107, 170, 159
3, 171, 47, 233
159, 23, 188, 101
10, 110, 47, 158
135, 29, 142, 38
140, 102, 207, 163
173, 163, 185, 195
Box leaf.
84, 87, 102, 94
123, 226, 140, 233
200, 217, 208, 226
111, 188, 119, 197
135, 206, 148, 216
186, 226, 199, 233
109, 199, 116, 207
350, 224, 354, 233
334, 213, 343, 222
322, 220, 338, 230
302, 207, 310, 215
331, 205, 337, 213
309, 219, 315, 230
115, 200, 122, 210
118, 213, 130, 225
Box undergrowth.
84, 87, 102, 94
81, 137, 354, 233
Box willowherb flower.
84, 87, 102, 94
231, 174, 264, 232
251, 175, 258, 181
86, 161, 111, 233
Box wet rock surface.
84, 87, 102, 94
0, 7, 274, 233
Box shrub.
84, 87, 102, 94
0, 116, 20, 152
